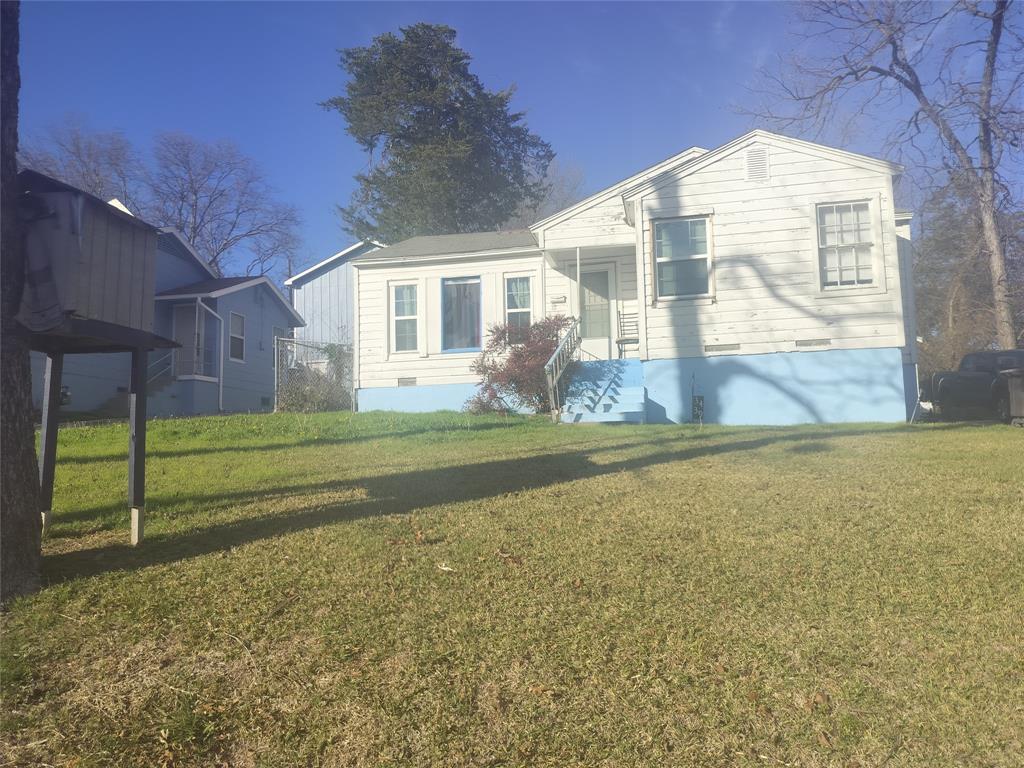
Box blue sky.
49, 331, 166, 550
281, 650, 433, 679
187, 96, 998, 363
21, 1, 840, 273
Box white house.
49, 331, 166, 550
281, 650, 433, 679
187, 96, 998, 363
343, 130, 918, 425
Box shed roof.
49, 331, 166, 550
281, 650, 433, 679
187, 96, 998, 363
352, 230, 538, 263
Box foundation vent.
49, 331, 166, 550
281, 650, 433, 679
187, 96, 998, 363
745, 146, 770, 182
795, 339, 832, 348
705, 343, 741, 353
397, 377, 417, 387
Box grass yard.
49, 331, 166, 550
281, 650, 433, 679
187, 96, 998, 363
1, 413, 1022, 767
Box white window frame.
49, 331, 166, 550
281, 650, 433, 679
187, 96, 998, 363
504, 273, 533, 338
228, 312, 245, 363
652, 215, 715, 301
389, 280, 419, 355
814, 197, 886, 295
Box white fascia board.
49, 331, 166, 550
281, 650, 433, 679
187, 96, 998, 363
528, 146, 708, 234
351, 246, 543, 269
284, 240, 384, 286
622, 130, 904, 212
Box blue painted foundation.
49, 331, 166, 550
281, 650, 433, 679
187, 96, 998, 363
643, 347, 909, 425
357, 382, 479, 412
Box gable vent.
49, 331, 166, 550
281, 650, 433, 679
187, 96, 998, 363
745, 146, 770, 182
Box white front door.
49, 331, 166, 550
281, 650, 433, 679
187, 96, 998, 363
579, 268, 614, 360
172, 303, 201, 376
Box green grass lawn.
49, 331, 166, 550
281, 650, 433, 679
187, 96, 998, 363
2, 413, 1022, 767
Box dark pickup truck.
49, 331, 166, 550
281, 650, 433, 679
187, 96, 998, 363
925, 350, 1024, 422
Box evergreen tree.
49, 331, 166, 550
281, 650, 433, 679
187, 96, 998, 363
325, 24, 553, 243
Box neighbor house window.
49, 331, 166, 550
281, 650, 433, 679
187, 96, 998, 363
817, 201, 874, 288
654, 217, 711, 297
229, 312, 245, 361
392, 283, 418, 353
505, 276, 531, 342
442, 277, 481, 351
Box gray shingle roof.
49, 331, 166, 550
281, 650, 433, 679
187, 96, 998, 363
156, 277, 256, 297
353, 231, 538, 262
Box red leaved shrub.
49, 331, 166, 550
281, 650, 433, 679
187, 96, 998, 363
467, 315, 572, 414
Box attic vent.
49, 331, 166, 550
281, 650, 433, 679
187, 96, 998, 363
795, 338, 831, 348
745, 146, 770, 182
705, 343, 741, 353
397, 377, 417, 387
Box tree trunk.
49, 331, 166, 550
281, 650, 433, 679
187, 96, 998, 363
979, 203, 1016, 349
1, 0, 42, 604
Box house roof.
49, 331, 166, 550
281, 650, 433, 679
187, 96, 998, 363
284, 240, 382, 286
156, 276, 305, 326
351, 230, 539, 264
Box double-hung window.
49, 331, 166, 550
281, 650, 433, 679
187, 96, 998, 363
391, 283, 418, 353
817, 201, 874, 288
654, 217, 711, 298
505, 276, 531, 342
229, 312, 245, 362
442, 277, 481, 351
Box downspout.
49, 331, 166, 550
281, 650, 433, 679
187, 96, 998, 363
575, 246, 581, 321
199, 298, 224, 412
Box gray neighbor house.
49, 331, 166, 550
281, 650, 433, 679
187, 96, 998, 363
31, 219, 304, 418
284, 240, 380, 346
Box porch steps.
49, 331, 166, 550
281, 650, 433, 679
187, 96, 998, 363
560, 360, 647, 425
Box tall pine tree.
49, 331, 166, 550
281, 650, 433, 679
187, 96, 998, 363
324, 24, 553, 244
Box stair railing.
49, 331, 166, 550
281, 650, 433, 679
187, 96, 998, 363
544, 317, 582, 420
147, 352, 173, 384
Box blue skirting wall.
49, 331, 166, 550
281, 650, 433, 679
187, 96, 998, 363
643, 347, 909, 425
357, 382, 478, 413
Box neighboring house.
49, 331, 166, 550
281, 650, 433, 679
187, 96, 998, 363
285, 240, 381, 346
346, 130, 919, 425
31, 227, 304, 417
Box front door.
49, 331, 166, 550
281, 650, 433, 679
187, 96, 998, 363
172, 303, 200, 376
579, 269, 613, 360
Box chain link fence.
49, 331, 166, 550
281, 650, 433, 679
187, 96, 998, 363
274, 338, 354, 413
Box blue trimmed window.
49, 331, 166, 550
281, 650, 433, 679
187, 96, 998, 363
442, 277, 481, 352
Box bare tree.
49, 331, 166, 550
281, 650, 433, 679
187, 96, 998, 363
1, 0, 42, 603
749, 0, 1023, 348
502, 159, 586, 229
145, 133, 300, 277
19, 125, 301, 279
19, 119, 146, 211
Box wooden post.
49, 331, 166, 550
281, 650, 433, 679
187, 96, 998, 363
38, 352, 64, 533
128, 347, 147, 545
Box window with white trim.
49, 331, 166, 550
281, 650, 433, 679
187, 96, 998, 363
817, 201, 874, 288
442, 277, 482, 351
391, 283, 418, 353
654, 217, 711, 298
229, 312, 245, 361
505, 276, 531, 342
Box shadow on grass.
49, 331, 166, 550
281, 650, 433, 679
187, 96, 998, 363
43, 422, 970, 584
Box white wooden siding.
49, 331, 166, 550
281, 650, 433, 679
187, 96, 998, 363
541, 195, 636, 249
638, 144, 906, 359
355, 253, 543, 388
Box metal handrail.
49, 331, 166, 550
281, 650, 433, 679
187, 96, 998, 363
147, 352, 173, 384
544, 317, 582, 419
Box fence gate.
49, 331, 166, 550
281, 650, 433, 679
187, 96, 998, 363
274, 337, 354, 413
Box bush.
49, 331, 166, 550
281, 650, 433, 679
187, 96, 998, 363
467, 316, 572, 414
